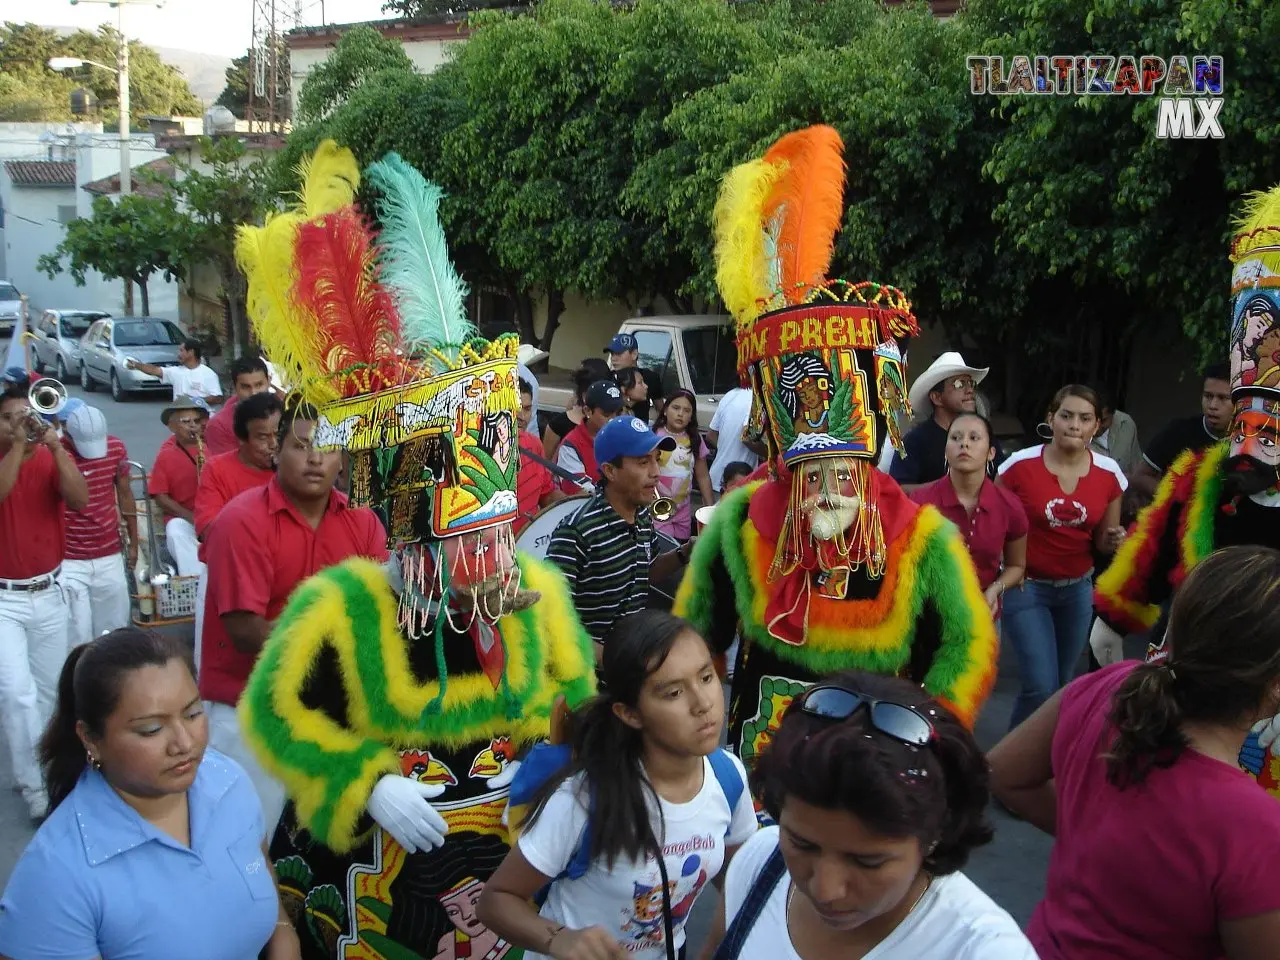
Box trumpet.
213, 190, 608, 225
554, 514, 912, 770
652, 492, 675, 523
25, 377, 66, 442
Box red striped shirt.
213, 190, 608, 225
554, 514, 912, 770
63, 435, 129, 561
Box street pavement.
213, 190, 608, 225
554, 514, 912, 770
0, 375, 1057, 938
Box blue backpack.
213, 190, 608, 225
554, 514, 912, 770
507, 742, 746, 885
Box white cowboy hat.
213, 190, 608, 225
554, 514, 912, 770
517, 343, 550, 368
907, 351, 989, 414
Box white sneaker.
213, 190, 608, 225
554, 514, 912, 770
24, 790, 48, 822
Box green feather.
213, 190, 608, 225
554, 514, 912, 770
365, 153, 474, 365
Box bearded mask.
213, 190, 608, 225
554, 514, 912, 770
1223, 397, 1280, 504
770, 457, 886, 580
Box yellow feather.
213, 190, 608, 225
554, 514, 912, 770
713, 159, 788, 329
1232, 183, 1280, 273
296, 139, 361, 218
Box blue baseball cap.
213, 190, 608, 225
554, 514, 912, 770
604, 333, 639, 354
595, 415, 676, 466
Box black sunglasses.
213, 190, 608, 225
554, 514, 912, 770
798, 685, 936, 746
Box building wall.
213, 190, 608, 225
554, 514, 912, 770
289, 37, 460, 119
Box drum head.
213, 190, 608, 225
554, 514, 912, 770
515, 495, 591, 559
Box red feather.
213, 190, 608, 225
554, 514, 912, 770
293, 206, 403, 397
763, 125, 847, 304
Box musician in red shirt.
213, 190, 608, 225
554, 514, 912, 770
203, 357, 273, 458
194, 392, 282, 538
0, 378, 89, 820
147, 395, 209, 576
515, 377, 562, 534
199, 400, 388, 834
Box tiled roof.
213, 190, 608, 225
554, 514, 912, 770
3, 160, 76, 187
82, 157, 175, 198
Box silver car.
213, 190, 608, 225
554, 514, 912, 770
0, 281, 22, 337
79, 316, 185, 401
31, 309, 110, 381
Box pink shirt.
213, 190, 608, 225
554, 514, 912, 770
202, 396, 239, 457
909, 476, 1027, 590
1029, 662, 1280, 959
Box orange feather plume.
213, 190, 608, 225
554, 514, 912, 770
762, 125, 847, 305
293, 205, 404, 398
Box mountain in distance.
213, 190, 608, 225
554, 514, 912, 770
151, 46, 232, 106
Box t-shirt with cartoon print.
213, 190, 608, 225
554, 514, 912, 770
518, 752, 758, 957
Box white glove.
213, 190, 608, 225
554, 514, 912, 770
486, 758, 521, 791
1088, 619, 1125, 667
366, 775, 450, 854
1254, 714, 1280, 752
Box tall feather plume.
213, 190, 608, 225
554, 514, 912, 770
293, 205, 403, 404
364, 153, 473, 368
713, 158, 789, 330
762, 125, 848, 305
1231, 183, 1280, 275
236, 212, 336, 404
296, 139, 361, 218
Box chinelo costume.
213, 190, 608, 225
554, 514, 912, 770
673, 126, 998, 769
234, 141, 595, 958
1094, 184, 1280, 798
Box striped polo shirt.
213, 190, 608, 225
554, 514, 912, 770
63, 435, 129, 561
545, 490, 654, 644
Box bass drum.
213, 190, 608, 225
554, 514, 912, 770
515, 496, 682, 610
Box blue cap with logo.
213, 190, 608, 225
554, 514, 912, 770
604, 333, 639, 355
594, 414, 676, 466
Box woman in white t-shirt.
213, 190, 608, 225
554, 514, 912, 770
712, 671, 1037, 960
478, 610, 757, 960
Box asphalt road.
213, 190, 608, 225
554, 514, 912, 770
0, 375, 1059, 941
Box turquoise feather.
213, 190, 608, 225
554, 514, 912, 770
365, 153, 474, 365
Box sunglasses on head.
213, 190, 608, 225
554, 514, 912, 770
797, 684, 936, 746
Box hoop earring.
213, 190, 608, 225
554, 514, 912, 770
1036, 422, 1053, 440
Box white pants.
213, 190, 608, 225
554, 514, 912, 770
206, 701, 286, 841
63, 555, 131, 648
164, 517, 201, 577
193, 568, 208, 678
0, 576, 69, 803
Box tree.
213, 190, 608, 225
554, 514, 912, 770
163, 138, 275, 357
0, 22, 200, 126
38, 193, 188, 316
216, 44, 291, 121
382, 0, 521, 17
295, 26, 414, 125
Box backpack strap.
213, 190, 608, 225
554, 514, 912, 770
707, 749, 745, 836
712, 847, 787, 960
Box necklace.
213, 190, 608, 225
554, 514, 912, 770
786, 874, 933, 947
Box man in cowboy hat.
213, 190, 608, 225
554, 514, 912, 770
886, 351, 991, 490
148, 394, 209, 576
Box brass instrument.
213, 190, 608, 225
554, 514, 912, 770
652, 492, 675, 522
25, 377, 66, 441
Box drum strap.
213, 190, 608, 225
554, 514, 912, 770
519, 444, 590, 488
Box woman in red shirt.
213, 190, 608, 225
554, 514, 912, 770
910, 412, 1027, 617
987, 545, 1280, 959
998, 385, 1126, 728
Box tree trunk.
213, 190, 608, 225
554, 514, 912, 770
506, 278, 537, 346
539, 288, 566, 356
123, 279, 134, 314
138, 278, 150, 317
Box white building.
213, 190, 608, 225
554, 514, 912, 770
0, 130, 179, 320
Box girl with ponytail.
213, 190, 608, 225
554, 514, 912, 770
477, 610, 756, 960
990, 544, 1280, 959
0, 627, 302, 960
711, 671, 1034, 960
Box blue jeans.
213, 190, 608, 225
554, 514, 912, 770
1004, 575, 1094, 729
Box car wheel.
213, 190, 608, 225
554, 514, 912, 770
55, 357, 67, 381
80, 362, 94, 392
110, 369, 127, 402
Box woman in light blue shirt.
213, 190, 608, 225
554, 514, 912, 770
0, 627, 300, 960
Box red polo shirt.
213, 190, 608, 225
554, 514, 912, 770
910, 475, 1028, 590
193, 449, 273, 539
198, 478, 389, 705
203, 396, 239, 458
516, 432, 555, 534
148, 441, 201, 512
0, 446, 65, 579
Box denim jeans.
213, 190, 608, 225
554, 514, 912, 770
1004, 575, 1094, 729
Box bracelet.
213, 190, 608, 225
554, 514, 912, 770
543, 924, 565, 953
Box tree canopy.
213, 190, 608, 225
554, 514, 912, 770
0, 22, 201, 126
215, 44, 291, 122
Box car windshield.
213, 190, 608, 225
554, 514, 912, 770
61, 313, 106, 337
682, 325, 739, 395
0, 283, 18, 300
113, 320, 181, 347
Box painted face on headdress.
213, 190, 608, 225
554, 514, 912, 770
1228, 240, 1280, 504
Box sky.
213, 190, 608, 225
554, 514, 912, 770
0, 0, 390, 57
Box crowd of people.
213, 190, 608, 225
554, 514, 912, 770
0, 130, 1277, 960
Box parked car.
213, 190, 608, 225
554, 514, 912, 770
0, 281, 22, 337
79, 316, 185, 401
538, 315, 738, 422
31, 309, 110, 381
